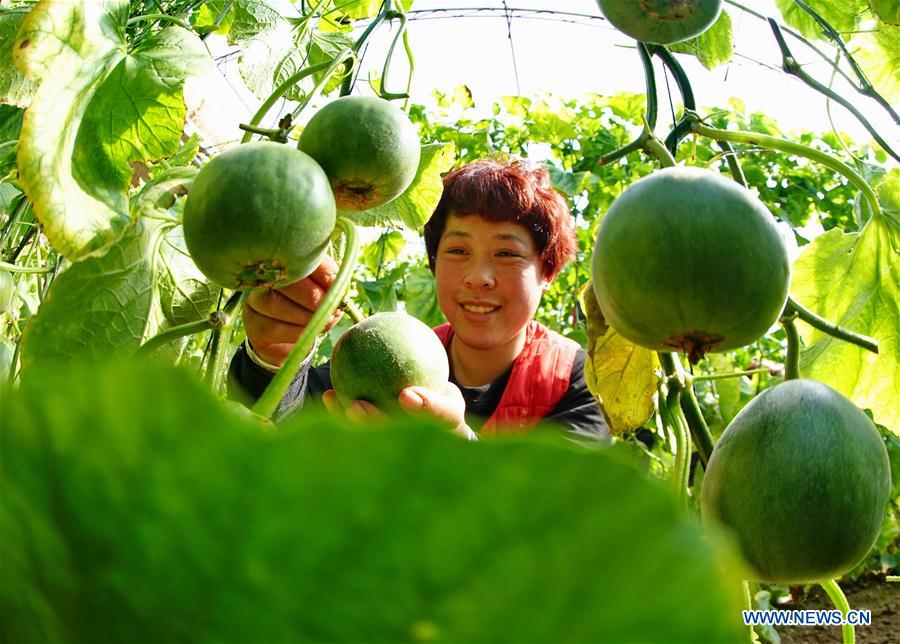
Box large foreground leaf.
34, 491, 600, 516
792, 171, 900, 436
1, 361, 747, 643
13, 0, 212, 259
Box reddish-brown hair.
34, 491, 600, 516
424, 158, 576, 280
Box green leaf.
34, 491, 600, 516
1, 359, 747, 642
345, 142, 455, 228
238, 21, 304, 100
14, 0, 213, 260
193, 0, 281, 44
868, 0, 900, 24
402, 263, 445, 328
579, 282, 657, 435
670, 9, 734, 70
18, 224, 156, 371
774, 0, 862, 40
792, 175, 900, 435
158, 225, 221, 327
0, 7, 38, 108
361, 230, 406, 271
546, 164, 595, 197
308, 30, 355, 95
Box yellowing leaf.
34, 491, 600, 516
580, 282, 658, 435
13, 0, 212, 260
792, 175, 900, 435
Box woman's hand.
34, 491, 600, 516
242, 255, 343, 367
322, 382, 478, 441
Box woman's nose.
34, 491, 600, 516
464, 264, 495, 289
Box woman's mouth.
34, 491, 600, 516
461, 302, 500, 314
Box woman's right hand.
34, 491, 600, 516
242, 255, 343, 368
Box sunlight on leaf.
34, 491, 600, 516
579, 282, 658, 435
792, 172, 900, 436
346, 142, 454, 228
670, 9, 733, 70
848, 24, 900, 105
13, 0, 213, 260
774, 0, 861, 40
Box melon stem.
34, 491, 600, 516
253, 218, 360, 419
820, 579, 855, 644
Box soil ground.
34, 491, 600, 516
775, 576, 899, 643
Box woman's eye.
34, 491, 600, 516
445, 248, 467, 255
497, 250, 520, 258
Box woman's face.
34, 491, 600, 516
434, 214, 548, 352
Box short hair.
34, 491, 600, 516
423, 158, 577, 280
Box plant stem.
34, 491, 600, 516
253, 218, 360, 419
340, 299, 364, 324
660, 351, 714, 467
820, 579, 855, 644
718, 141, 748, 188
240, 61, 334, 144
0, 197, 28, 249
780, 313, 801, 380
785, 296, 878, 354
693, 367, 772, 382
742, 581, 759, 643
598, 43, 656, 167
767, 20, 899, 162
126, 13, 192, 30
137, 313, 226, 357
689, 121, 882, 219
643, 135, 677, 167
204, 290, 247, 396
789, 0, 899, 124
379, 11, 411, 100
0, 260, 56, 274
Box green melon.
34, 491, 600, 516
299, 96, 421, 211
597, 0, 723, 44
330, 312, 450, 409
182, 142, 335, 290
701, 379, 891, 583
591, 166, 790, 363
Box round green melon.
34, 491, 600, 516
701, 379, 891, 583
596, 0, 723, 44
299, 96, 421, 211
182, 142, 336, 290
330, 312, 450, 409
591, 166, 790, 363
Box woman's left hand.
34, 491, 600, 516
398, 382, 478, 441
322, 382, 478, 441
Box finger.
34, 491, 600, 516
245, 288, 315, 326
322, 389, 342, 415
347, 400, 385, 423
307, 254, 340, 289
399, 386, 460, 425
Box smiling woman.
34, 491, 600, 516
230, 158, 609, 442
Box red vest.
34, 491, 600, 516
433, 321, 580, 435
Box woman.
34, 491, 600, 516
230, 159, 608, 442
